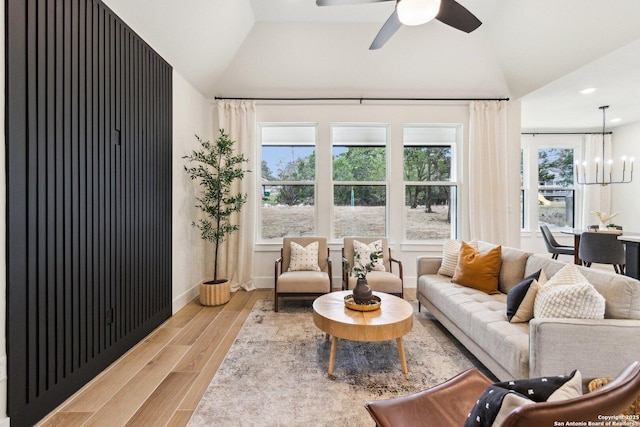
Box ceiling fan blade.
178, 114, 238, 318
436, 0, 482, 33
316, 0, 392, 6
369, 10, 402, 50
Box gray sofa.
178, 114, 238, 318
416, 241, 640, 382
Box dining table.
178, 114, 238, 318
618, 235, 640, 280
561, 228, 640, 269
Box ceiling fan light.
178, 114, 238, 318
397, 0, 441, 26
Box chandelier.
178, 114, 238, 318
575, 105, 634, 186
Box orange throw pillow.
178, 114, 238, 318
452, 242, 502, 294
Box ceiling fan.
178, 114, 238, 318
315, 0, 482, 50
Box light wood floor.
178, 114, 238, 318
38, 288, 416, 427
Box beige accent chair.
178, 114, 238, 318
342, 237, 403, 298
274, 237, 332, 312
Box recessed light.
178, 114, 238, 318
610, 117, 622, 123
579, 87, 597, 94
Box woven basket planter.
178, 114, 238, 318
199, 280, 231, 306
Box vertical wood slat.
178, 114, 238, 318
6, 0, 173, 425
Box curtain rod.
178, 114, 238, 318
522, 132, 613, 135
214, 96, 510, 102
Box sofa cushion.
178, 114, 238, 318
346, 271, 402, 294
352, 239, 385, 274
479, 242, 533, 294
464, 386, 533, 427
524, 255, 640, 320
452, 243, 502, 294
288, 241, 321, 271
507, 270, 542, 322
464, 370, 582, 427
438, 238, 478, 277
507, 270, 547, 323
419, 275, 530, 379
276, 271, 330, 293
534, 263, 605, 319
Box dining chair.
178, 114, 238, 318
578, 231, 626, 274
540, 225, 575, 260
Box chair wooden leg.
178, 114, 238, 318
552, 253, 558, 260
275, 294, 279, 312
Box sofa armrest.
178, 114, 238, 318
529, 318, 640, 380
416, 256, 442, 278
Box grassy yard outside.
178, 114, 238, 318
261, 204, 452, 240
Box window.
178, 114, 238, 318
403, 126, 459, 240
332, 125, 387, 238
537, 147, 575, 228
521, 134, 579, 231
259, 125, 316, 240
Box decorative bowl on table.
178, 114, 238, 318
344, 294, 381, 312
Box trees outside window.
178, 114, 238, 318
403, 126, 459, 240
258, 123, 462, 243
537, 147, 575, 228
332, 125, 387, 238
521, 134, 580, 231
260, 125, 316, 239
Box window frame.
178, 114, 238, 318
521, 135, 583, 232
402, 124, 461, 242
330, 123, 390, 239
257, 123, 318, 242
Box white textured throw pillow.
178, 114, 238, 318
288, 241, 321, 272
534, 263, 605, 319
438, 239, 478, 277
352, 240, 386, 275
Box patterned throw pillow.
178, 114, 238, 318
506, 269, 548, 323
464, 370, 582, 427
288, 241, 321, 272
352, 240, 385, 275
438, 238, 478, 277
534, 263, 605, 319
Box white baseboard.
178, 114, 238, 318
172, 283, 199, 314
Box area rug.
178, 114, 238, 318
188, 298, 493, 427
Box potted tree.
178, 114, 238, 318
184, 129, 250, 305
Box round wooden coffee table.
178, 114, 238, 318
312, 290, 414, 375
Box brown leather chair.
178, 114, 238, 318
364, 361, 640, 427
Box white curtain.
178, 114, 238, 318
468, 101, 509, 243
580, 133, 612, 228
217, 100, 256, 291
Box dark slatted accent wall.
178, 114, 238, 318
6, 1, 173, 425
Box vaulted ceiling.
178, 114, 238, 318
102, 0, 640, 131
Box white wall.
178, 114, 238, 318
610, 121, 640, 227
520, 123, 640, 256
248, 101, 522, 289
172, 72, 215, 312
